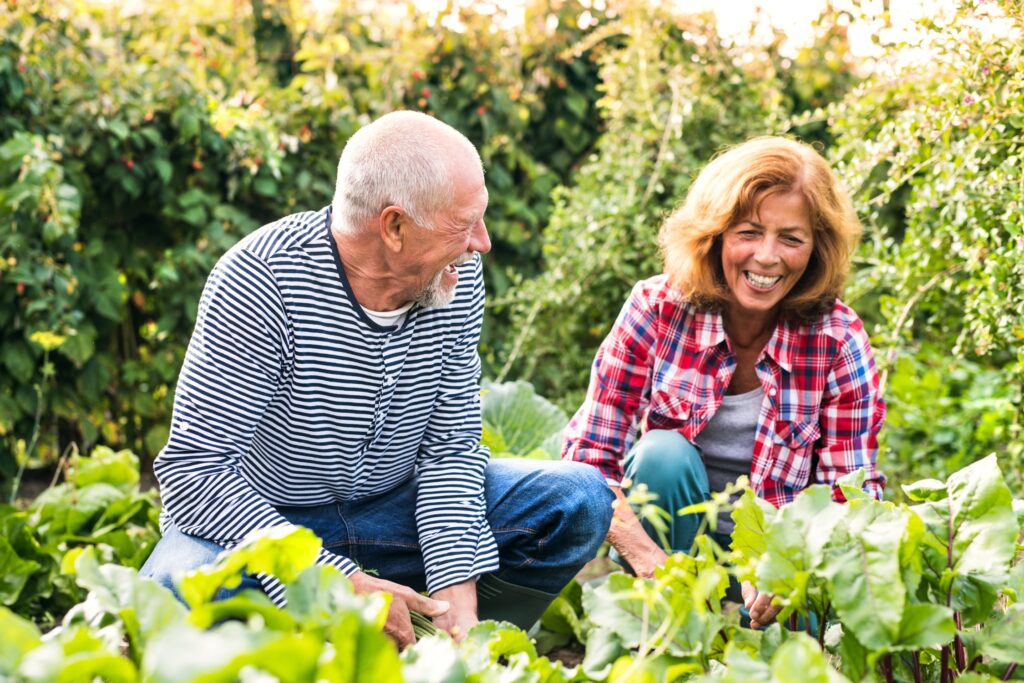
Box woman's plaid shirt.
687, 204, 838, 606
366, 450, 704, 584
562, 276, 886, 507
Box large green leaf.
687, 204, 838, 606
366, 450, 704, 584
0, 606, 41, 676
318, 611, 401, 683
401, 636, 469, 683
729, 489, 778, 582
71, 549, 187, 656
480, 380, 567, 458
0, 536, 40, 606
178, 526, 321, 607
19, 625, 137, 683
142, 623, 321, 683
769, 635, 851, 683
71, 446, 140, 490
906, 455, 1018, 624
822, 501, 911, 650
581, 627, 627, 680
756, 486, 847, 616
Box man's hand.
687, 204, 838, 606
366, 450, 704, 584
431, 579, 478, 641
350, 571, 449, 649
741, 581, 782, 629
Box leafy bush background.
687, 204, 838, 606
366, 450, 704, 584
1, 0, 1021, 501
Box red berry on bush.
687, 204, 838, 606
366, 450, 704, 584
124, 159, 135, 169
476, 106, 486, 116
16, 282, 25, 295
192, 159, 203, 170
412, 69, 425, 80
420, 87, 431, 98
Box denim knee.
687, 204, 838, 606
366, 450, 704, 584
139, 523, 232, 602
557, 461, 615, 540
627, 430, 705, 488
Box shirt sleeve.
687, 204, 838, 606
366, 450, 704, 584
154, 247, 358, 606
815, 314, 887, 500
561, 281, 657, 485
415, 256, 499, 595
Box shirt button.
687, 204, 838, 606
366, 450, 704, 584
769, 387, 778, 397
386, 375, 395, 386
681, 410, 689, 420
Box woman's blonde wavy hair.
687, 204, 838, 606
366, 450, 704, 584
658, 136, 862, 320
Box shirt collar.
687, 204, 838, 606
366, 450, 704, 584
690, 306, 796, 373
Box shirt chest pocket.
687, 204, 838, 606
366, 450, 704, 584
768, 418, 821, 489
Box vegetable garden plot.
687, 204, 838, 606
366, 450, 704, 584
1, 454, 1021, 682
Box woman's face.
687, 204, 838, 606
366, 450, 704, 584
720, 190, 814, 324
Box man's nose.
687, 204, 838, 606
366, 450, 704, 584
470, 219, 491, 255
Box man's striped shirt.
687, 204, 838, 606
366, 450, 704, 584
154, 207, 498, 603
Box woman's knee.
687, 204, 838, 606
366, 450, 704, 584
627, 430, 703, 484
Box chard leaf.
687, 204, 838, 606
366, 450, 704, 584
822, 501, 909, 649
581, 627, 626, 680
0, 536, 40, 606
894, 603, 955, 650
974, 604, 1024, 664
824, 624, 870, 682
0, 606, 41, 675
728, 489, 777, 582
756, 486, 846, 614
835, 468, 871, 502
71, 446, 140, 490
540, 579, 586, 642
320, 611, 401, 683
142, 623, 321, 683
908, 455, 1017, 624
608, 653, 702, 682
178, 526, 321, 608
72, 549, 187, 654
401, 636, 467, 683
770, 634, 851, 683
19, 624, 137, 683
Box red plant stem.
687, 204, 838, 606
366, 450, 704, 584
954, 612, 967, 672
941, 646, 951, 683
881, 654, 895, 683
912, 651, 924, 683
1004, 662, 1017, 680
817, 609, 827, 649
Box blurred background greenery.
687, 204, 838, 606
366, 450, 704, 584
0, 0, 1020, 501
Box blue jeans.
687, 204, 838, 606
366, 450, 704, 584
140, 459, 614, 601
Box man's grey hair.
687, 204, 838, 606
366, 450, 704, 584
332, 111, 482, 234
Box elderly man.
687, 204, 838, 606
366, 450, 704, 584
140, 111, 613, 646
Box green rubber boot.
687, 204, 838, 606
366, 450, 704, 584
476, 574, 559, 631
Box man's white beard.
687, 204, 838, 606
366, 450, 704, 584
414, 269, 458, 309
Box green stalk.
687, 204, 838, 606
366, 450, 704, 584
410, 611, 440, 640
8, 369, 46, 505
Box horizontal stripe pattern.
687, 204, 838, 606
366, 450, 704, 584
155, 207, 498, 603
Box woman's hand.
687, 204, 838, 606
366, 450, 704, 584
350, 571, 450, 648
608, 487, 669, 578
741, 581, 782, 629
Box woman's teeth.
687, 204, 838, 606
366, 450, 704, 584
745, 272, 781, 288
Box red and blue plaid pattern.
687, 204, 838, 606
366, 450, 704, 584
562, 275, 886, 507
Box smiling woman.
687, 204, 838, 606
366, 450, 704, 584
561, 136, 885, 629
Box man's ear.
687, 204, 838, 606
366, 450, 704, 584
379, 205, 406, 253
